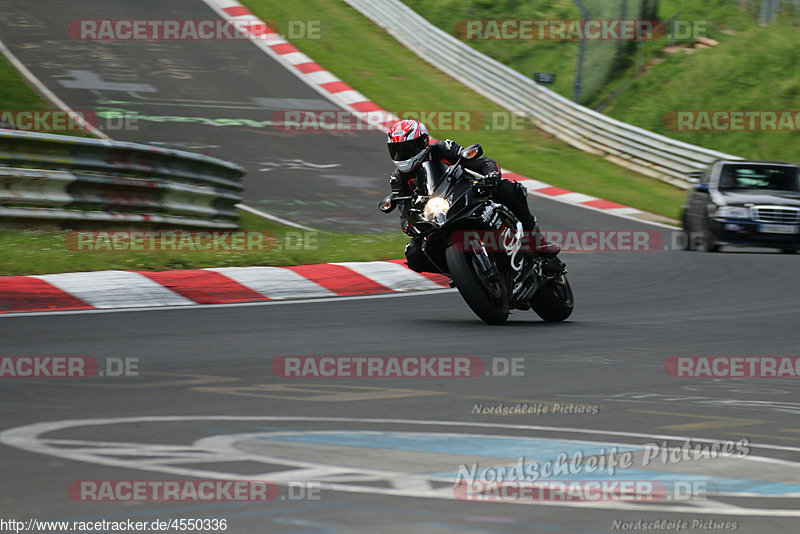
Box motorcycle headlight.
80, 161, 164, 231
423, 196, 450, 224
716, 206, 750, 219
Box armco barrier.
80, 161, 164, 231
344, 0, 743, 188
0, 129, 245, 228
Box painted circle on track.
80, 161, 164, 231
2, 416, 799, 516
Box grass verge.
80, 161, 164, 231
242, 0, 686, 220
402, 0, 800, 163
0, 46, 91, 137
0, 211, 409, 276
0, 49, 50, 112
0, 48, 407, 275
0, 1, 691, 276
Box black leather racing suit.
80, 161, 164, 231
389, 139, 542, 274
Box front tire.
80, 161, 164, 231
681, 212, 693, 251
531, 274, 574, 322
701, 220, 720, 252
445, 245, 509, 325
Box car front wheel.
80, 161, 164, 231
701, 220, 720, 252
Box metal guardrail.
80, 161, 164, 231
0, 129, 245, 228
345, 0, 743, 189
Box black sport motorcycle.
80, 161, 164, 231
380, 144, 573, 325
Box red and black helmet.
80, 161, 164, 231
387, 120, 430, 172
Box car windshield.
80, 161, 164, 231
718, 165, 800, 192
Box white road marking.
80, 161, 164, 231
2, 415, 799, 516
57, 70, 158, 92
0, 38, 110, 139
236, 203, 318, 231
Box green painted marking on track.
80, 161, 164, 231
95, 108, 273, 128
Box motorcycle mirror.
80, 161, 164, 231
379, 194, 397, 213
461, 144, 483, 160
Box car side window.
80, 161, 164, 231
718, 165, 739, 189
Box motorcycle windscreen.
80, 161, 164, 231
417, 160, 445, 196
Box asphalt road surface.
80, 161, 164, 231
2, 205, 800, 532
0, 0, 392, 233
1, 1, 799, 533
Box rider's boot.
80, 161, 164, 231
529, 226, 560, 258
495, 180, 564, 274
529, 226, 565, 275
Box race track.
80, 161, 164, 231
2, 236, 800, 532
1, 1, 799, 533
0, 0, 391, 233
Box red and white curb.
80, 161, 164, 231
201, 0, 672, 226
0, 261, 450, 314
0, 1, 672, 316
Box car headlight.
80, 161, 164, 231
716, 206, 750, 219
423, 196, 450, 224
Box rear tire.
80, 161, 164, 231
445, 245, 509, 325
531, 274, 574, 322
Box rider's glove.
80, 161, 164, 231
390, 175, 401, 195
483, 171, 501, 188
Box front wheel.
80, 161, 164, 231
681, 212, 694, 251
445, 245, 509, 325
700, 217, 720, 252
531, 274, 574, 322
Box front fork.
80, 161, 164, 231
468, 239, 499, 278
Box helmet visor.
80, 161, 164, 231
388, 136, 428, 162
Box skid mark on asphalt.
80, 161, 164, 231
630, 410, 770, 431
194, 384, 445, 402
9, 373, 241, 389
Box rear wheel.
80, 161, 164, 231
531, 274, 574, 322
445, 245, 509, 325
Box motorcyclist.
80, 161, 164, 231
383, 119, 563, 274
